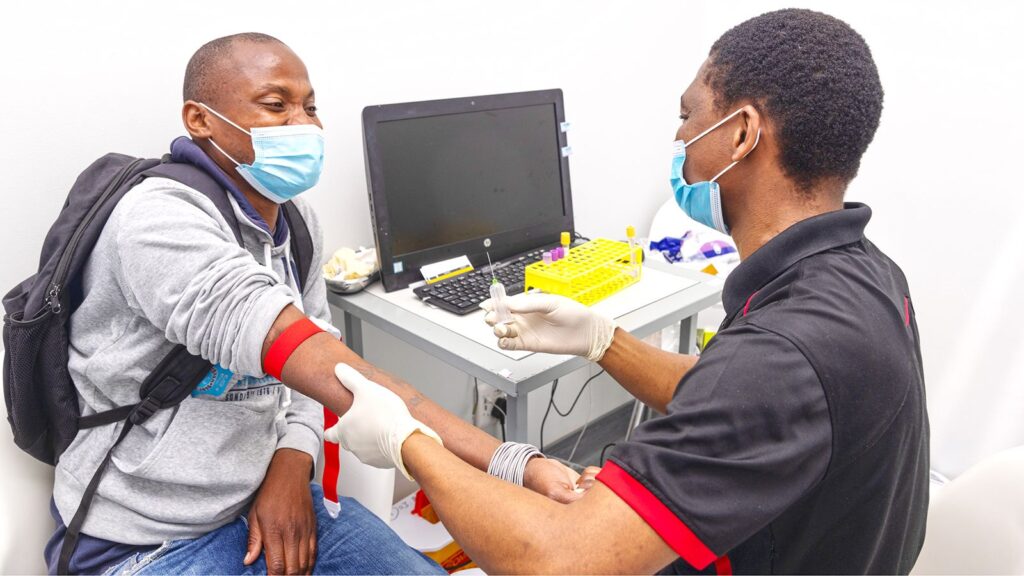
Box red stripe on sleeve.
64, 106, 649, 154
904, 296, 910, 327
597, 461, 718, 570
714, 554, 733, 575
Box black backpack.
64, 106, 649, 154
1, 152, 313, 574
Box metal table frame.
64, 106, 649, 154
328, 261, 721, 442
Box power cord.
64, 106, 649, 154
599, 442, 617, 466
475, 376, 507, 441
492, 397, 507, 442
539, 379, 559, 453
567, 375, 595, 462
553, 369, 605, 417
539, 370, 605, 454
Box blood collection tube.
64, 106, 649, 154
490, 279, 513, 324
626, 225, 638, 277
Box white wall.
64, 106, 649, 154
1, 1, 1021, 480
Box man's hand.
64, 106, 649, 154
483, 293, 617, 361
524, 457, 587, 503
324, 364, 443, 479
246, 448, 316, 575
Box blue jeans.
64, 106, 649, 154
103, 484, 445, 575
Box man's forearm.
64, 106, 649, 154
402, 433, 568, 573
265, 305, 500, 471
402, 433, 677, 574
599, 327, 698, 413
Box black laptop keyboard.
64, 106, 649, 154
412, 247, 551, 315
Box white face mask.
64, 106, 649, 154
200, 103, 325, 204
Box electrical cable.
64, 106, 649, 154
539, 370, 605, 456
599, 442, 617, 466
567, 380, 593, 462
472, 377, 480, 425
539, 379, 558, 453
492, 402, 507, 442
552, 369, 605, 417
476, 376, 507, 440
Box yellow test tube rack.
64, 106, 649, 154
524, 238, 643, 306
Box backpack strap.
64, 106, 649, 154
59, 345, 210, 575
282, 201, 314, 291
144, 158, 313, 289
142, 159, 244, 245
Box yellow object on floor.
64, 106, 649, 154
390, 490, 481, 574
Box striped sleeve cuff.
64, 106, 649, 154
597, 460, 718, 571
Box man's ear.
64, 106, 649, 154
730, 104, 762, 162
182, 101, 213, 140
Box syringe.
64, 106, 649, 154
486, 251, 513, 325
626, 225, 638, 277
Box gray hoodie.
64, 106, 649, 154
53, 174, 337, 545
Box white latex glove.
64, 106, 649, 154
482, 293, 617, 361
324, 363, 442, 480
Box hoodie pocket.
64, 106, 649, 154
119, 396, 278, 489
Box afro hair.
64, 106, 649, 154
706, 9, 884, 191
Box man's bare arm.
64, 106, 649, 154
401, 432, 678, 574
598, 328, 698, 413
262, 305, 500, 472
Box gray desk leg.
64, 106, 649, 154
679, 314, 697, 355
625, 400, 649, 441
343, 312, 364, 356
505, 393, 529, 443
625, 314, 699, 440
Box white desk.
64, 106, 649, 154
327, 260, 721, 442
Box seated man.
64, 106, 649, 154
321, 9, 930, 574
46, 33, 578, 575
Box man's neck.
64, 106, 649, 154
730, 179, 845, 260
241, 187, 280, 234
225, 171, 279, 234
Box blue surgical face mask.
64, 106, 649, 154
670, 108, 760, 235
200, 103, 325, 204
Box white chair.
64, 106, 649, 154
912, 446, 1024, 574
0, 349, 56, 574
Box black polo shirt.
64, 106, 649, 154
597, 203, 929, 574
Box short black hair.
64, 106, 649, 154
706, 9, 883, 191
183, 32, 284, 104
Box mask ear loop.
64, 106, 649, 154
197, 103, 250, 167
198, 103, 252, 136
206, 138, 243, 167
711, 128, 761, 183
683, 107, 746, 148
